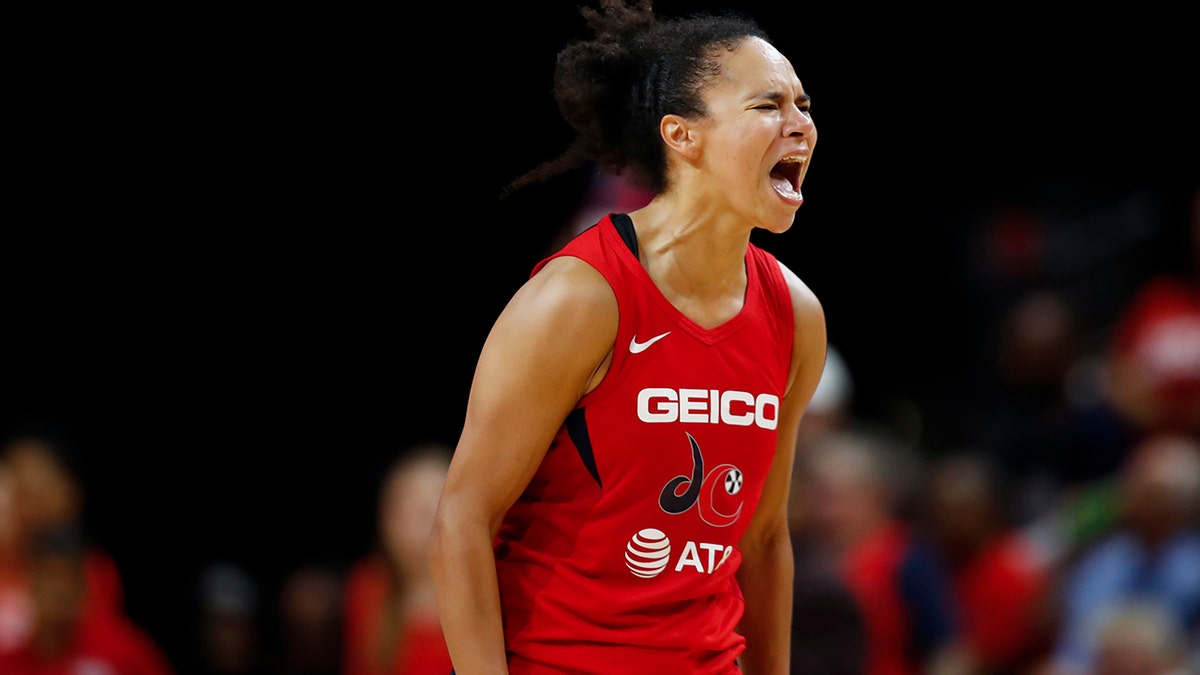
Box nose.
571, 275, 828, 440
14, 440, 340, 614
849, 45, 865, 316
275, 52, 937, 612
783, 104, 813, 138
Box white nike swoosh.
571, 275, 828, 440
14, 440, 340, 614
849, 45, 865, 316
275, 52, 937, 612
629, 331, 671, 354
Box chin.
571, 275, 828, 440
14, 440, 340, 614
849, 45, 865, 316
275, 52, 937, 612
759, 212, 798, 235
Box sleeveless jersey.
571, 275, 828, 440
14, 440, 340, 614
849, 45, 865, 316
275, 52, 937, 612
495, 213, 795, 674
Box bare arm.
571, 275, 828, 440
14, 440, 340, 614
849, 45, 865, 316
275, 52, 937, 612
735, 263, 827, 675
427, 257, 617, 674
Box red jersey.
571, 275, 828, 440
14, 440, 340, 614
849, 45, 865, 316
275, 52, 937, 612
839, 521, 920, 675
342, 554, 453, 675
0, 609, 174, 675
0, 547, 124, 653
953, 533, 1048, 669
495, 213, 794, 674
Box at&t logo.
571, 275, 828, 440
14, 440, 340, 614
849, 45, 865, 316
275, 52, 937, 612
624, 528, 733, 578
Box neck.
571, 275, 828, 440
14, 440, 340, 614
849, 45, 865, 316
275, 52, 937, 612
627, 199, 751, 328
632, 196, 752, 260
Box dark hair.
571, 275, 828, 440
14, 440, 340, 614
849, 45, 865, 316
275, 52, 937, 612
503, 0, 769, 197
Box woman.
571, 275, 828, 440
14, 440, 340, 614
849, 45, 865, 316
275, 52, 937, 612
343, 446, 453, 675
429, 1, 826, 672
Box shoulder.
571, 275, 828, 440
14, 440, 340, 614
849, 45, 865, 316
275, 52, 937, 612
78, 613, 172, 674
771, 258, 826, 399
530, 254, 615, 300
749, 245, 824, 328
774, 259, 824, 327
485, 255, 619, 388
511, 255, 618, 333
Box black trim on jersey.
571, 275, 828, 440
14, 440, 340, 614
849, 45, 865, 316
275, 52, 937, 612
562, 212, 635, 488
610, 212, 639, 259
566, 408, 601, 486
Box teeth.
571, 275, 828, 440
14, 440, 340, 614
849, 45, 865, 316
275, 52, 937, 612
779, 156, 806, 164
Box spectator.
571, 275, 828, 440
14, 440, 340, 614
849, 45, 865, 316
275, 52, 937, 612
1046, 432, 1200, 675
907, 451, 1052, 673
1092, 600, 1191, 675
196, 561, 266, 675
0, 435, 124, 652
0, 523, 174, 674
788, 344, 868, 675
789, 343, 858, 534
983, 289, 1099, 519
1107, 182, 1200, 438
342, 444, 452, 675
796, 426, 966, 675
273, 564, 342, 675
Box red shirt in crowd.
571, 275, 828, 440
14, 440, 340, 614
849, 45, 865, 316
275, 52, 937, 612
0, 607, 173, 675
342, 554, 452, 675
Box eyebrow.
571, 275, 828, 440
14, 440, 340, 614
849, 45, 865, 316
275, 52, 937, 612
759, 90, 811, 105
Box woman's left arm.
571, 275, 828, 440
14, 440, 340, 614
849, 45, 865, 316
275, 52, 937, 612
735, 263, 827, 675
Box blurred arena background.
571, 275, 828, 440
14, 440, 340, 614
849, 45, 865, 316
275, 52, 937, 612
4, 2, 1197, 672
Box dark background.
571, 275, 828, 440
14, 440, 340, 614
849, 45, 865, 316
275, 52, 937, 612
5, 2, 1198, 666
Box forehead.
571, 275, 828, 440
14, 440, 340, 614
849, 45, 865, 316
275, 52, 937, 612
714, 36, 801, 92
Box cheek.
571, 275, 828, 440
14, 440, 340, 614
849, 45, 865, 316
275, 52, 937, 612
712, 132, 769, 181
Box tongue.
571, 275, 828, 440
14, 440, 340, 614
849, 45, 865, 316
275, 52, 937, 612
771, 176, 797, 197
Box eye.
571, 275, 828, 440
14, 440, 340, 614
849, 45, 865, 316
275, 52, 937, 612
754, 104, 779, 111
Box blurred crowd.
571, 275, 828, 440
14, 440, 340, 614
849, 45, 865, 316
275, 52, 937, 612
0, 435, 175, 674
0, 431, 455, 675
785, 179, 1200, 675
0, 176, 1195, 675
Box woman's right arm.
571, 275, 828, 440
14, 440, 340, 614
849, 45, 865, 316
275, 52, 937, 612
428, 256, 618, 674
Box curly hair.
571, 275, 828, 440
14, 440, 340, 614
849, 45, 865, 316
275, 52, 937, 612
502, 0, 768, 197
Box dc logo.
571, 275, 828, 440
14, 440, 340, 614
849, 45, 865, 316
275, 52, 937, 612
724, 468, 743, 495
658, 433, 745, 527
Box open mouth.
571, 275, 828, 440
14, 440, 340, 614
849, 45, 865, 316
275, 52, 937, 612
770, 156, 805, 199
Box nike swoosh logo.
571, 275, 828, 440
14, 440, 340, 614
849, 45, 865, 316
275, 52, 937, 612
629, 331, 671, 354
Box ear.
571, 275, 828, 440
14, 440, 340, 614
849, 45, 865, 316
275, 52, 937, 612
660, 114, 700, 159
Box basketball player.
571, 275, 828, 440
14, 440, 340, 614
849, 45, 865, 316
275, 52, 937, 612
428, 1, 826, 672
